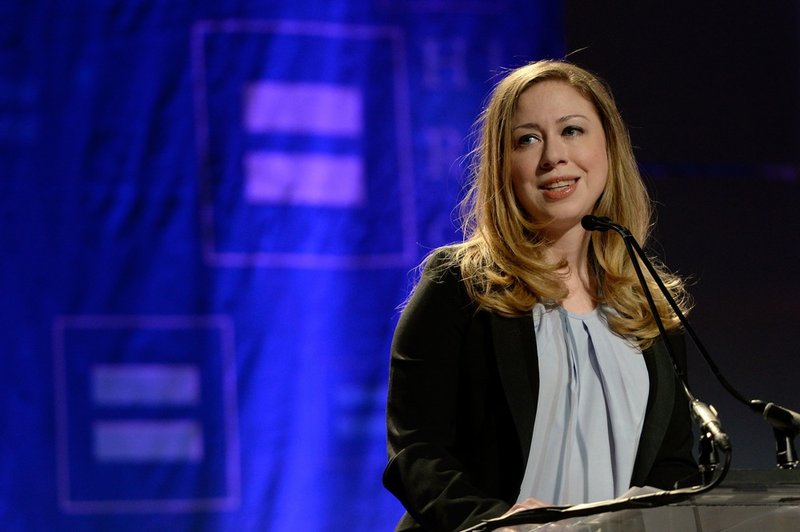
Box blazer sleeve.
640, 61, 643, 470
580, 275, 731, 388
645, 333, 698, 489
383, 252, 511, 531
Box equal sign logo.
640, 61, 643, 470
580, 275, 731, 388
91, 364, 203, 462
241, 81, 365, 207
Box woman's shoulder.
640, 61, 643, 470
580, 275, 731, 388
423, 244, 459, 267
418, 244, 470, 283
398, 248, 484, 332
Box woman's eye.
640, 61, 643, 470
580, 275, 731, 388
563, 125, 584, 137
517, 134, 540, 146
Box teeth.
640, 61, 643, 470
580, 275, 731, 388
543, 179, 576, 190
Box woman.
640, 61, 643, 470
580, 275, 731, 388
382, 60, 697, 531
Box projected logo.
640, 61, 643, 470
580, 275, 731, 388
192, 20, 416, 268
52, 315, 239, 513
242, 82, 366, 208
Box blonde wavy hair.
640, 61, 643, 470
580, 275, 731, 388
440, 59, 690, 349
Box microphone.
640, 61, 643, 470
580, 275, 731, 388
581, 215, 633, 237
762, 402, 800, 434
580, 215, 613, 232
691, 399, 732, 452
758, 401, 800, 466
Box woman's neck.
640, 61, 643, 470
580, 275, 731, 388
543, 225, 597, 314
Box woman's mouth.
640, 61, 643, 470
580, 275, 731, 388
540, 177, 579, 199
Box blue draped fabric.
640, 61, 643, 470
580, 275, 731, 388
0, 1, 563, 530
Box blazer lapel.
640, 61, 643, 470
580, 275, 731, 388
491, 313, 539, 463
631, 338, 675, 485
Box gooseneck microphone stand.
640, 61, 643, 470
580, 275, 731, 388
464, 218, 734, 532
582, 215, 799, 470
580, 215, 730, 481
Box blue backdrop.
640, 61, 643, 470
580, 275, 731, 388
0, 1, 563, 530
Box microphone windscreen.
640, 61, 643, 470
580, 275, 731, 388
581, 215, 611, 232
764, 403, 800, 433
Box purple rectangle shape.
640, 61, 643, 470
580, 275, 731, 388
244, 151, 365, 207
93, 420, 203, 462
243, 82, 362, 136
92, 364, 200, 406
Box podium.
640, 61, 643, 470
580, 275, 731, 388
499, 470, 800, 531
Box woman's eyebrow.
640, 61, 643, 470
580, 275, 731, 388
512, 122, 540, 131
557, 113, 589, 123
512, 114, 589, 130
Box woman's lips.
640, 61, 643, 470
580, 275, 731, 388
539, 177, 579, 200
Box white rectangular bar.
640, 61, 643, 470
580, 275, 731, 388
92, 364, 200, 406
244, 151, 365, 207
93, 420, 203, 462
243, 81, 362, 136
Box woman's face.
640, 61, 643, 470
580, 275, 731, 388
508, 80, 608, 237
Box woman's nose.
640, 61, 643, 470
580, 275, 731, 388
539, 139, 567, 170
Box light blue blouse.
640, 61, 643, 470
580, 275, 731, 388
516, 303, 649, 505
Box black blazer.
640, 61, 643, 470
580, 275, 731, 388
383, 252, 697, 532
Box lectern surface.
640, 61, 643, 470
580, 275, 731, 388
495, 470, 800, 532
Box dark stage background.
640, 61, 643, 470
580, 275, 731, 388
1, 1, 798, 531
565, 0, 800, 475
